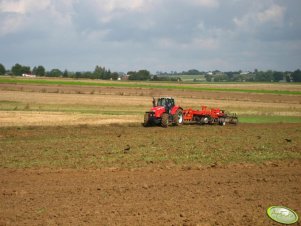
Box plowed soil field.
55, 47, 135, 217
1, 162, 300, 226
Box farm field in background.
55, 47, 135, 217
1, 76, 301, 94
0, 78, 301, 225
0, 77, 301, 126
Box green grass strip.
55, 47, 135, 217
240, 115, 301, 123
1, 77, 301, 95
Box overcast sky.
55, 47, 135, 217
1, 0, 300, 73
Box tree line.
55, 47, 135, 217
0, 63, 118, 79
0, 63, 178, 81
0, 63, 300, 82
158, 69, 301, 82
204, 70, 301, 82
0, 63, 152, 81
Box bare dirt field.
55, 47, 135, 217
1, 162, 300, 226
0, 81, 301, 225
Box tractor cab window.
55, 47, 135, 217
170, 99, 175, 107
157, 98, 175, 108
157, 98, 165, 106
165, 98, 175, 108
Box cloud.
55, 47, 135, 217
0, 0, 49, 36
191, 0, 219, 8
78, 0, 155, 24
0, 14, 24, 36
0, 0, 300, 72
192, 37, 219, 50
233, 3, 285, 29
100, 0, 146, 12
0, 0, 75, 36
257, 4, 285, 24
0, 0, 51, 14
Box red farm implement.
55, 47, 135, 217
183, 106, 238, 126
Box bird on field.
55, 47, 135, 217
285, 138, 292, 143
123, 145, 130, 153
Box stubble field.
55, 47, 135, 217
0, 78, 301, 225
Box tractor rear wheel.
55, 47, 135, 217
143, 113, 149, 127
173, 109, 183, 126
161, 113, 169, 128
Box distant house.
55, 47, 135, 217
115, 72, 128, 80
240, 71, 250, 75
122, 75, 129, 80
22, 73, 36, 78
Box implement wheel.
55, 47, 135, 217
230, 116, 239, 125
161, 113, 169, 128
218, 117, 226, 126
173, 109, 183, 126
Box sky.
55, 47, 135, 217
0, 0, 301, 73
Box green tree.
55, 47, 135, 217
255, 70, 273, 82
129, 70, 151, 80
11, 63, 31, 76
128, 70, 151, 80
103, 69, 111, 80
83, 71, 93, 79
32, 65, 46, 76
111, 72, 119, 80
291, 69, 301, 82
93, 65, 105, 79
75, 72, 82, 79
284, 72, 291, 82
48, 69, 62, 77
0, 63, 5, 75
273, 71, 284, 82
139, 70, 151, 80
266, 70, 274, 81
205, 74, 212, 82
12, 64, 22, 76
255, 71, 263, 81
213, 74, 228, 82
187, 69, 201, 75
63, 69, 69, 78
127, 71, 136, 76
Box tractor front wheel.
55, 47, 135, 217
143, 113, 149, 127
173, 109, 183, 126
161, 113, 169, 128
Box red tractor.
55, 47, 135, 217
143, 97, 183, 127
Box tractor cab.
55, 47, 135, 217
155, 97, 175, 113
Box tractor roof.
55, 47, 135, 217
158, 97, 174, 99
